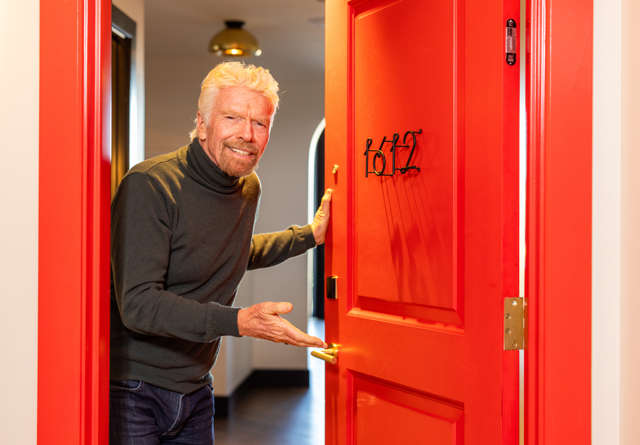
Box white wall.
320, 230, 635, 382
145, 54, 214, 157
217, 280, 254, 395
0, 2, 39, 444
593, 0, 640, 444
620, 0, 640, 442
145, 49, 324, 394
593, 0, 622, 443
112, 0, 145, 167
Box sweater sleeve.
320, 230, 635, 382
111, 172, 240, 342
247, 224, 317, 270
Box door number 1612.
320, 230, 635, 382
364, 129, 422, 178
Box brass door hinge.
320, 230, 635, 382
504, 297, 526, 350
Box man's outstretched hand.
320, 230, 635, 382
237, 302, 328, 348
311, 188, 332, 245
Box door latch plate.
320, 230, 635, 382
326, 275, 338, 300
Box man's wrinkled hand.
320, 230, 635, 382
237, 302, 327, 348
311, 188, 332, 245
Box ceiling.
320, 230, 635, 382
146, 0, 326, 79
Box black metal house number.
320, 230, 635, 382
364, 129, 422, 177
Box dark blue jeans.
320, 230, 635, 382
109, 379, 215, 445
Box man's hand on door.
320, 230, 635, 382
237, 301, 327, 348
311, 188, 333, 245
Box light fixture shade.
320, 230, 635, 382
208, 20, 262, 57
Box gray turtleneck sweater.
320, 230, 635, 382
110, 139, 316, 394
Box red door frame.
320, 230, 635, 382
38, 0, 111, 444
525, 0, 592, 443
36, 0, 592, 443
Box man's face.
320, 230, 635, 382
197, 86, 274, 177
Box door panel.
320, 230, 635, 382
353, 373, 464, 445
324, 0, 519, 443
353, 0, 461, 325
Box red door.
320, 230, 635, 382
323, 0, 519, 443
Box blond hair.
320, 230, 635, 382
189, 62, 280, 140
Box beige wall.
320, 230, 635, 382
0, 1, 39, 444
112, 0, 145, 167
621, 0, 640, 442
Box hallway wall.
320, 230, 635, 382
0, 1, 39, 444
247, 77, 324, 370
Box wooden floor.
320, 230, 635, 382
214, 318, 325, 445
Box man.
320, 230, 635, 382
109, 61, 331, 444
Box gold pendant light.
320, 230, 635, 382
208, 20, 262, 57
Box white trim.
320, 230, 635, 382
593, 0, 622, 443
0, 2, 39, 443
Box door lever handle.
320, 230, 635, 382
311, 343, 339, 365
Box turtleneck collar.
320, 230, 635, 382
185, 138, 241, 194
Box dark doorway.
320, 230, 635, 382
312, 129, 325, 319
111, 5, 136, 197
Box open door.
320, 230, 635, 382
322, 0, 519, 443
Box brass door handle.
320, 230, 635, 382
311, 344, 339, 365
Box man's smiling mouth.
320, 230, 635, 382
226, 144, 256, 157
